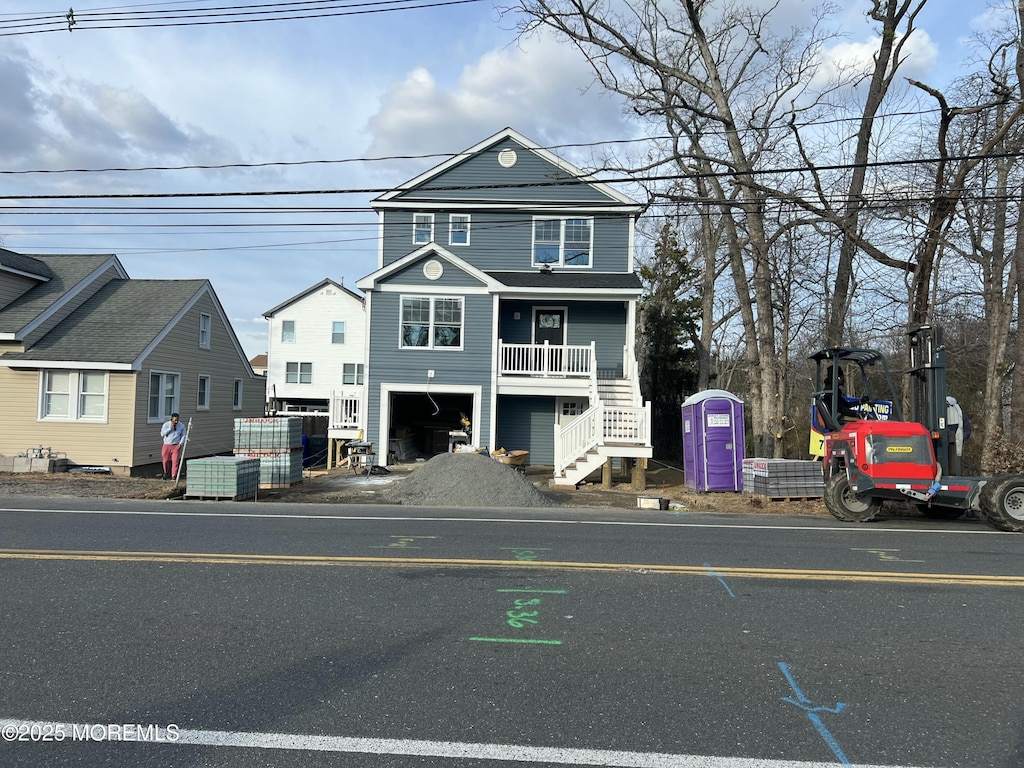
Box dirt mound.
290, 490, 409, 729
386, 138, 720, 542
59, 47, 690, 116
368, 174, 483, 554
381, 452, 559, 508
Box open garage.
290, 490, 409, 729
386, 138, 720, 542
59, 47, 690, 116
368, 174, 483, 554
386, 391, 475, 461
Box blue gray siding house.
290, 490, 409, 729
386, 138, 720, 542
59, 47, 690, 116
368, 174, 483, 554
356, 128, 652, 485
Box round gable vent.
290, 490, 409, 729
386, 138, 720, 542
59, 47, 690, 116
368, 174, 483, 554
497, 148, 518, 168
423, 259, 444, 280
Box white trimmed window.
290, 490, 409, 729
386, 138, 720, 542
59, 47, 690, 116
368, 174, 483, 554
41, 370, 108, 421
286, 362, 313, 384
281, 320, 295, 343
561, 400, 585, 417
343, 363, 364, 385
233, 378, 243, 410
199, 313, 211, 348
449, 214, 470, 246
401, 296, 463, 349
148, 371, 180, 422
413, 213, 434, 244
532, 217, 593, 267
197, 375, 211, 410
332, 321, 346, 344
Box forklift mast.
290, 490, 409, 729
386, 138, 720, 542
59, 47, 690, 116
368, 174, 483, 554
907, 325, 951, 474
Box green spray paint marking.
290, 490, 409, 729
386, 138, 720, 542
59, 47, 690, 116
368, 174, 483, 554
499, 547, 552, 561
496, 589, 567, 594
469, 637, 563, 645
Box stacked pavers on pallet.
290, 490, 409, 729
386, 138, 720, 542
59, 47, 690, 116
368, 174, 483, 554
742, 458, 824, 499
233, 417, 304, 487
185, 456, 260, 500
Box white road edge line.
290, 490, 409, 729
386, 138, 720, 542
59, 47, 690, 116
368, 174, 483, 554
0, 507, 1005, 534
0, 718, 928, 768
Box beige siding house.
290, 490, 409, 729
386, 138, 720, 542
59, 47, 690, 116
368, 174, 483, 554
0, 250, 264, 475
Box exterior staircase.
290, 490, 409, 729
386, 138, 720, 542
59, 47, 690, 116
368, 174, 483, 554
553, 376, 652, 486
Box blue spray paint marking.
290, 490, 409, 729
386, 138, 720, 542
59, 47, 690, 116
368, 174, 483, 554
777, 662, 850, 766
703, 563, 735, 597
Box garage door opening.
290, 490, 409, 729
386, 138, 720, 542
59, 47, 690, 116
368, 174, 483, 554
388, 392, 474, 461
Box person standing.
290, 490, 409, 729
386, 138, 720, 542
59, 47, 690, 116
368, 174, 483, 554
160, 412, 186, 480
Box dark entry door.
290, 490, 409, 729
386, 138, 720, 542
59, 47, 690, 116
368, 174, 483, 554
534, 309, 565, 345
534, 309, 565, 374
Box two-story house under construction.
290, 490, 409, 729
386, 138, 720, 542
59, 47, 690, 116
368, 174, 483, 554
355, 128, 652, 486
263, 278, 366, 448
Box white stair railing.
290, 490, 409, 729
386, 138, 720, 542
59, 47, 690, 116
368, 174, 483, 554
554, 404, 603, 477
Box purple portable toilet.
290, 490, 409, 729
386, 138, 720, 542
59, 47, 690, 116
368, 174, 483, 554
681, 390, 745, 492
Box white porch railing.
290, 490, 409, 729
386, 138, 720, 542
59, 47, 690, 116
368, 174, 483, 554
499, 340, 594, 378
329, 391, 361, 431
553, 403, 652, 477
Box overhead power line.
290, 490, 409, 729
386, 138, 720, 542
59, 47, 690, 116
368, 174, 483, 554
3, 148, 1024, 201
0, 0, 487, 35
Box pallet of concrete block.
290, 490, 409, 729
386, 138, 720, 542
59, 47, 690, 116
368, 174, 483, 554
742, 458, 824, 500
233, 417, 303, 454
236, 450, 304, 488
184, 456, 260, 501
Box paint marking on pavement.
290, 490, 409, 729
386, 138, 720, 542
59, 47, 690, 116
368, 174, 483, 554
0, 718, 930, 767
778, 663, 850, 766
0, 547, 1022, 586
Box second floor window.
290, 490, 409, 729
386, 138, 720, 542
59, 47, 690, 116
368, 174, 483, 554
401, 296, 463, 349
281, 320, 295, 343
343, 363, 364, 385
413, 213, 434, 244
286, 362, 313, 384
332, 321, 346, 344
199, 313, 211, 348
533, 217, 593, 267
449, 214, 470, 246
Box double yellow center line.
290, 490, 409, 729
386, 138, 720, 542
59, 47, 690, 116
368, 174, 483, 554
1, 548, 1022, 586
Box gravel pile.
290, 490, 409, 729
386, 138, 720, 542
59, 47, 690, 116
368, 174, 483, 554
381, 452, 559, 508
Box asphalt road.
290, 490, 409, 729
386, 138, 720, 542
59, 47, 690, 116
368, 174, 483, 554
0, 498, 1022, 768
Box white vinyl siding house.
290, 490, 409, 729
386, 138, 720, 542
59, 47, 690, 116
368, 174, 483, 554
263, 278, 366, 415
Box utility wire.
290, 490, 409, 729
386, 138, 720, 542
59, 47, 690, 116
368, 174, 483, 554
0, 113, 950, 176
0, 0, 487, 35
3, 148, 1024, 201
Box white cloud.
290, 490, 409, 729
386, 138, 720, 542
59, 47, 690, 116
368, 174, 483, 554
815, 29, 939, 90
364, 29, 633, 169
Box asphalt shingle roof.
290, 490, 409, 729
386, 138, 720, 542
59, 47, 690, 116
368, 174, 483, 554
0, 249, 53, 280
487, 271, 642, 290
3, 279, 206, 364
0, 254, 119, 335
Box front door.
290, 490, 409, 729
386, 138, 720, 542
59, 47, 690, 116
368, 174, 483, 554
534, 308, 566, 374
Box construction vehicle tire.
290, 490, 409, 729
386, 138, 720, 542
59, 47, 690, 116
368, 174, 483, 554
823, 473, 881, 523
979, 475, 1024, 533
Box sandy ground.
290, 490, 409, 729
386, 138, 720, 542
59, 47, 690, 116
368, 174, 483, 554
0, 461, 830, 516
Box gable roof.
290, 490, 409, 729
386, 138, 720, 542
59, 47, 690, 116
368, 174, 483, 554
356, 244, 499, 292
0, 254, 127, 339
262, 278, 364, 318
0, 249, 53, 281
373, 127, 641, 210
0, 279, 253, 373
356, 244, 643, 296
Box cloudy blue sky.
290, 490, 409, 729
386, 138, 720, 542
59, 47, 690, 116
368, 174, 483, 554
0, 0, 995, 358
